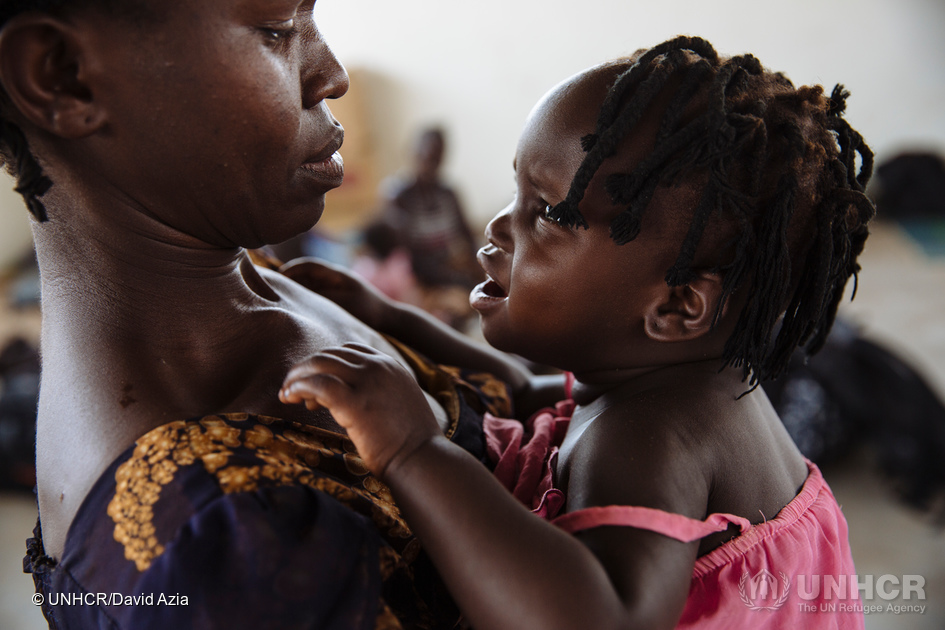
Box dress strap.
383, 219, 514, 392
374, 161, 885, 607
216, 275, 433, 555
551, 505, 752, 543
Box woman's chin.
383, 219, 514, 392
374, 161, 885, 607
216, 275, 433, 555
259, 203, 326, 247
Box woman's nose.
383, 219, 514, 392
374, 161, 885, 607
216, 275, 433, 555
301, 28, 350, 109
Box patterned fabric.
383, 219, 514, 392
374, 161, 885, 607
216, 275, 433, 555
25, 341, 511, 630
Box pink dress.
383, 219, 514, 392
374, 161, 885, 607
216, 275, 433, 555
484, 397, 865, 629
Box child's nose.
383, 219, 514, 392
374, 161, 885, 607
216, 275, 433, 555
484, 203, 514, 251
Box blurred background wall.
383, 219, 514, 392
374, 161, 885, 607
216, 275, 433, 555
313, 0, 945, 230
0, 184, 32, 270
2, 0, 943, 258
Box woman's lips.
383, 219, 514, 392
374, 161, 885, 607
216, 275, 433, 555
300, 151, 344, 188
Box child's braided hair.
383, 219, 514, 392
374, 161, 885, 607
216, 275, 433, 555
548, 36, 875, 386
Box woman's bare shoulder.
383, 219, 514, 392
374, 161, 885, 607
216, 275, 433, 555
260, 265, 405, 356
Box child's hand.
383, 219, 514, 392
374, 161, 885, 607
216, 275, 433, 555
281, 258, 393, 331
279, 343, 441, 479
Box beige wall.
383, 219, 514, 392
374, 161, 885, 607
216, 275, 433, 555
316, 0, 945, 230
0, 175, 32, 271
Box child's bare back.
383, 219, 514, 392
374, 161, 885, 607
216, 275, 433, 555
557, 364, 808, 557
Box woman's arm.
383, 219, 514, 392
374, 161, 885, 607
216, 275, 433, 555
280, 344, 698, 630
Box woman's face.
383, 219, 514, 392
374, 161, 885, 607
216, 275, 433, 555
78, 0, 348, 248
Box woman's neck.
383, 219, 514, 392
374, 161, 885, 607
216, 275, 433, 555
30, 183, 299, 449
30, 183, 301, 559
33, 180, 281, 342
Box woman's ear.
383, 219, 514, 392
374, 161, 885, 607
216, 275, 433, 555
643, 270, 727, 342
0, 14, 105, 138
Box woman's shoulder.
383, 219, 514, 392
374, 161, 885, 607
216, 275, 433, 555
256, 262, 401, 352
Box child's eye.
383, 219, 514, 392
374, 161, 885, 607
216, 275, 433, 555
539, 203, 562, 225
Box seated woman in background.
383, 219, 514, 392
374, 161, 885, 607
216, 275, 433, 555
0, 1, 553, 627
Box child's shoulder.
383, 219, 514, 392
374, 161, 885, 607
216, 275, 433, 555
560, 366, 802, 522
559, 377, 718, 519
567, 364, 752, 457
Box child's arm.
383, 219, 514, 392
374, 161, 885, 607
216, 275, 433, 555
280, 343, 699, 630
280, 258, 565, 415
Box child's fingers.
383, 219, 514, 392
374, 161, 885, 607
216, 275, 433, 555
336, 341, 383, 356
279, 371, 350, 408
318, 343, 381, 364
314, 342, 385, 365
289, 344, 391, 381
281, 354, 359, 403
281, 344, 392, 401
283, 350, 360, 386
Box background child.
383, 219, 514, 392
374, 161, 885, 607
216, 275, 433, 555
282, 36, 874, 629
379, 127, 480, 291
374, 127, 482, 329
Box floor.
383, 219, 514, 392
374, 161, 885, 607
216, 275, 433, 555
1, 222, 944, 629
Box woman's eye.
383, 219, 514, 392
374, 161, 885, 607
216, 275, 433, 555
260, 20, 296, 43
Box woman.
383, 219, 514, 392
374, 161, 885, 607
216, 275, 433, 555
1, 1, 543, 627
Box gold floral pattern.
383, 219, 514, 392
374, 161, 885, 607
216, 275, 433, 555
375, 602, 404, 630
460, 371, 513, 417
104, 338, 510, 626
385, 336, 513, 429
107, 414, 411, 573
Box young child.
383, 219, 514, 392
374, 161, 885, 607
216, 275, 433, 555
282, 36, 873, 629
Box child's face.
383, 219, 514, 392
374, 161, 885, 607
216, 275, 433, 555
471, 70, 680, 372
73, 0, 348, 248
414, 134, 444, 182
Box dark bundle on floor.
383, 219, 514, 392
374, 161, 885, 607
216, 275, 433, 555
0, 337, 40, 491
764, 319, 945, 523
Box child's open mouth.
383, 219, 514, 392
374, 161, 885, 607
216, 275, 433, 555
470, 276, 507, 311
480, 278, 507, 298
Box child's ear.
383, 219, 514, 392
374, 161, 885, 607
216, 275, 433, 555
0, 14, 105, 138
643, 270, 727, 342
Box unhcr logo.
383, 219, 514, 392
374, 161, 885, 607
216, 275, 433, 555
738, 569, 791, 611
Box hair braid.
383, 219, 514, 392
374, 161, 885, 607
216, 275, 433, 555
605, 60, 715, 244
551, 39, 719, 229
550, 55, 686, 229
0, 119, 51, 221
662, 55, 767, 291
